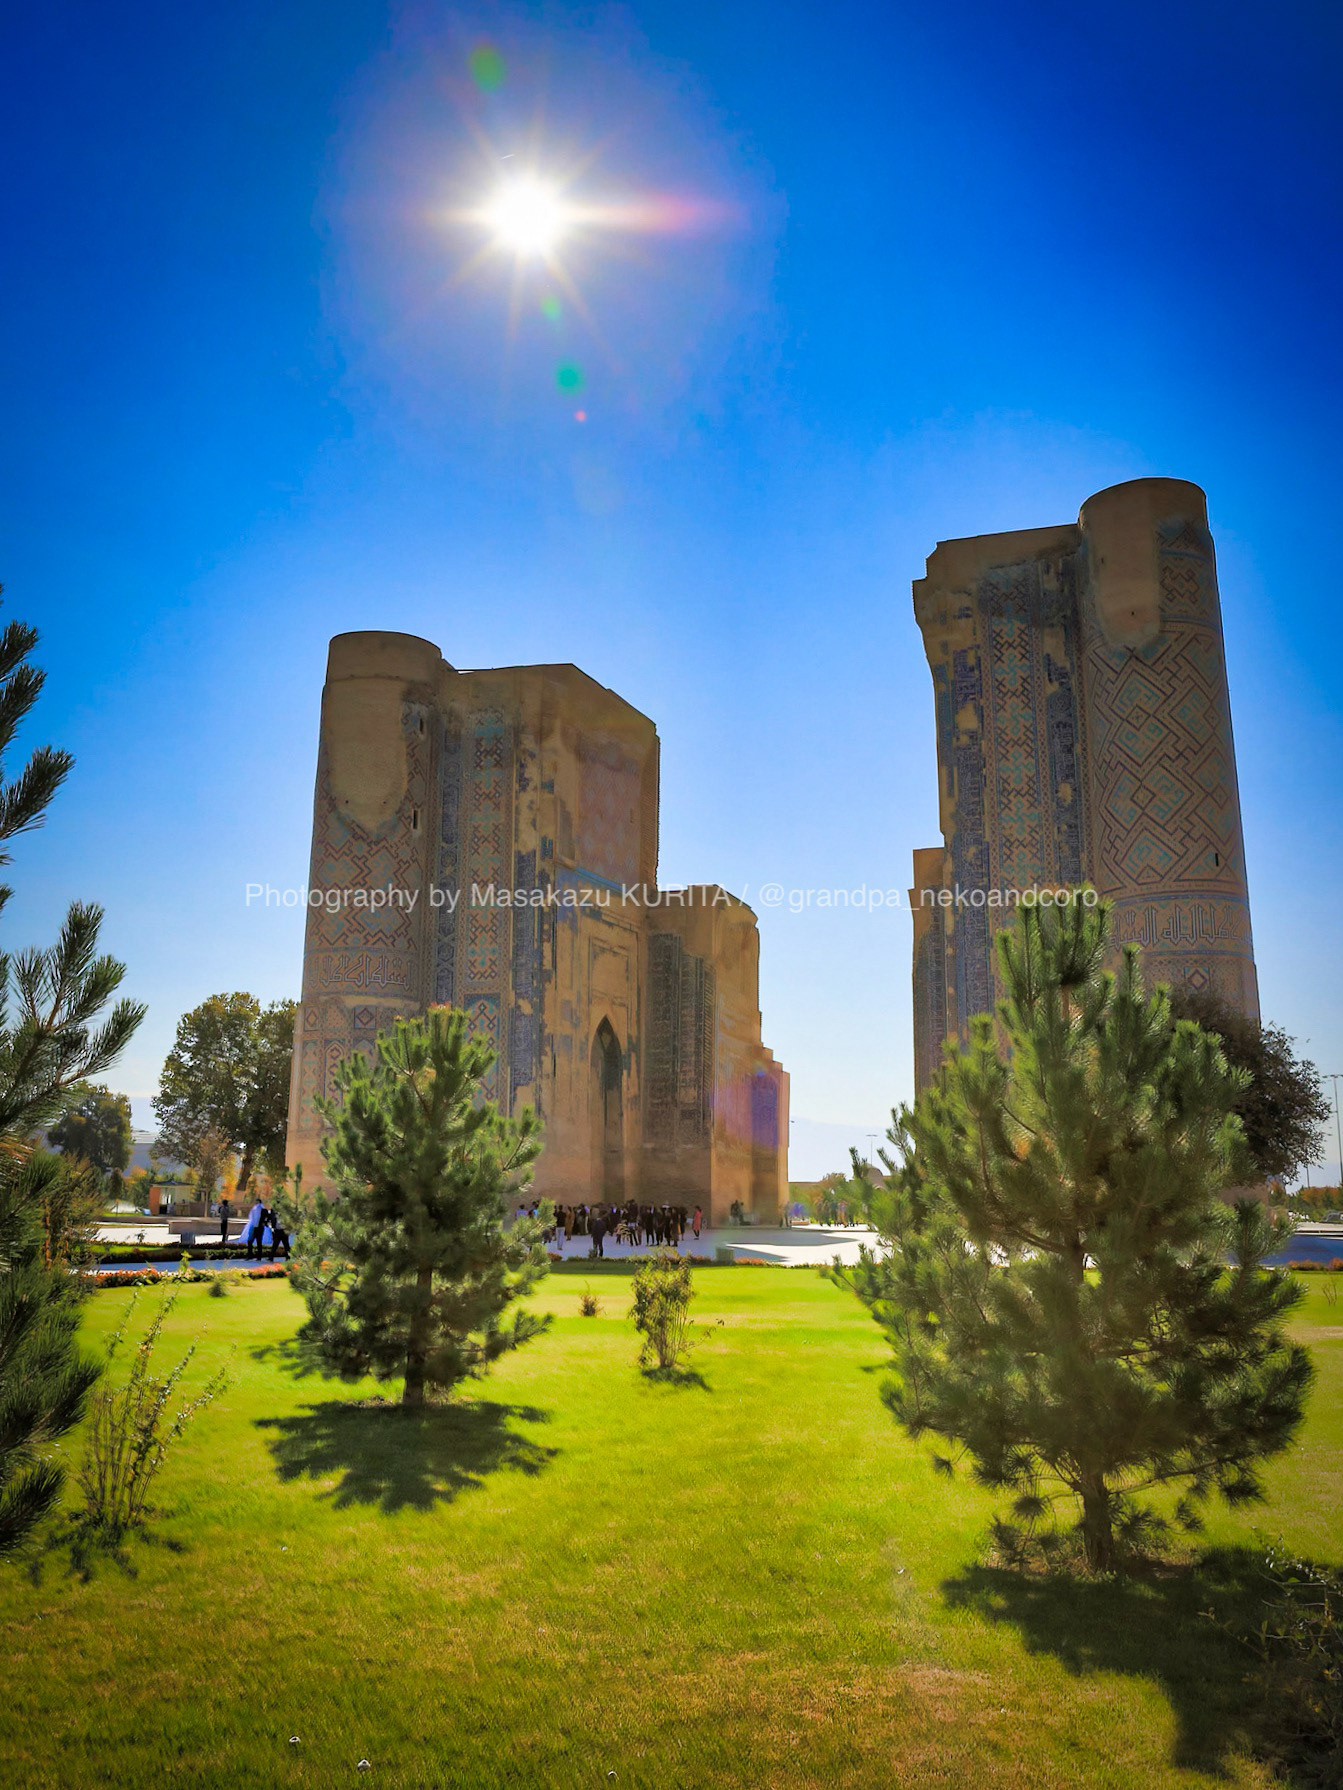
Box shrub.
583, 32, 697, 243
629, 1253, 695, 1371
76, 1290, 227, 1543
1253, 1541, 1343, 1784
578, 1287, 602, 1317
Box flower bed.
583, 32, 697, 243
96, 1244, 246, 1265
88, 1264, 290, 1292
547, 1252, 723, 1269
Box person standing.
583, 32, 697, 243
217, 1196, 231, 1247
268, 1208, 290, 1262
241, 1196, 264, 1260
692, 1205, 702, 1241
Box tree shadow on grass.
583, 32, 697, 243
942, 1545, 1295, 1782
33, 1522, 189, 1586
639, 1363, 712, 1391
250, 1335, 326, 1380
256, 1399, 557, 1513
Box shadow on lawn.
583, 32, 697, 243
250, 1335, 325, 1379
34, 1523, 189, 1586
256, 1399, 557, 1513
639, 1363, 712, 1391
942, 1546, 1293, 1781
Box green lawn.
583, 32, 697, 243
2, 1266, 1339, 1788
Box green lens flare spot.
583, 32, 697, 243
540, 295, 562, 322
469, 45, 505, 91
555, 362, 584, 394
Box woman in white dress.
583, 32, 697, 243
239, 1197, 264, 1259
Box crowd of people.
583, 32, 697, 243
516, 1200, 704, 1256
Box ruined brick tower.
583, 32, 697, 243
911, 477, 1259, 1092
287, 632, 788, 1219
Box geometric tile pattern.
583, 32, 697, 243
434, 707, 545, 1112
911, 892, 948, 1094
1082, 530, 1242, 893
913, 500, 1259, 1090
457, 709, 512, 1103
1079, 519, 1257, 1010
645, 932, 715, 1146
922, 556, 1091, 1062
297, 704, 432, 1126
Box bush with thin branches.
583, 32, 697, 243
629, 1253, 695, 1371
77, 1290, 227, 1542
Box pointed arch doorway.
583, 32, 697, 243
590, 1018, 625, 1203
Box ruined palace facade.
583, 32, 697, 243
911, 477, 1259, 1092
286, 631, 788, 1220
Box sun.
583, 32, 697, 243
481, 176, 569, 258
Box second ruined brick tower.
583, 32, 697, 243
911, 477, 1259, 1092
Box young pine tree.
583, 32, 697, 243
0, 1147, 103, 1555
0, 600, 144, 1556
287, 1008, 552, 1406
843, 896, 1312, 1573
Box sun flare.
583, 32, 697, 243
481, 176, 569, 258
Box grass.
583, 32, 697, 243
1, 1266, 1339, 1788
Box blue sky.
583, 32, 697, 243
4, 0, 1342, 1180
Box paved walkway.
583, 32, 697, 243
93, 1219, 883, 1267
95, 1222, 176, 1245
88, 1217, 1343, 1274
94, 1222, 243, 1246
551, 1223, 883, 1268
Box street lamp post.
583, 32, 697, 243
1327, 1075, 1343, 1194
1302, 1041, 1314, 1189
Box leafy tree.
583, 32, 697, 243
124, 1166, 152, 1210
153, 993, 296, 1193
48, 1083, 133, 1179
0, 597, 143, 1554
1168, 985, 1330, 1182
287, 1008, 551, 1407
840, 897, 1313, 1574
35, 1153, 103, 1273
190, 1128, 235, 1206
1289, 1185, 1342, 1218
810, 1172, 847, 1225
